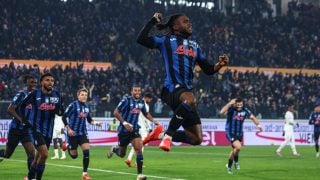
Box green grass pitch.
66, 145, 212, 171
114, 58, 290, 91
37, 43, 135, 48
0, 145, 319, 180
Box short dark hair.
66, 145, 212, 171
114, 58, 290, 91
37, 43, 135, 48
40, 73, 54, 82
157, 13, 185, 32
23, 74, 35, 84
131, 84, 141, 90
235, 98, 243, 103
144, 92, 153, 99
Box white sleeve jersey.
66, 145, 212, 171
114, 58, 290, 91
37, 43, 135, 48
54, 115, 65, 132
285, 111, 295, 126
138, 103, 151, 135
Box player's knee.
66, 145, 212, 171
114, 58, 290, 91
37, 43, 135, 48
70, 153, 78, 159
190, 137, 202, 145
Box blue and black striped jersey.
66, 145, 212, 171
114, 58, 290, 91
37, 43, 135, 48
225, 106, 252, 137
153, 35, 206, 92
116, 96, 147, 133
20, 89, 63, 138
9, 89, 33, 130
309, 112, 320, 132
63, 100, 92, 136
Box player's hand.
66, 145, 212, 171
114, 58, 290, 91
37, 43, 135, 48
122, 121, 133, 132
229, 98, 236, 105
218, 54, 229, 66
153, 12, 163, 23
257, 124, 263, 132
67, 127, 74, 136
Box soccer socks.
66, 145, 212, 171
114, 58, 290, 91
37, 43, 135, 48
166, 103, 193, 136
172, 130, 192, 144
0, 149, 4, 158
234, 155, 239, 163
316, 144, 319, 152
83, 149, 90, 172
228, 159, 233, 168
35, 164, 45, 180
136, 154, 143, 174
27, 157, 34, 170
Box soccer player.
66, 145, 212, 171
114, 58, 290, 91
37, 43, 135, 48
276, 104, 300, 157
0, 75, 37, 172
124, 92, 155, 167
50, 115, 66, 160
220, 98, 263, 174
62, 88, 102, 180
308, 104, 320, 157
20, 73, 64, 180
137, 12, 229, 151
107, 85, 159, 180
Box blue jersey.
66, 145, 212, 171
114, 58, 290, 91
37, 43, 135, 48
63, 100, 92, 136
20, 89, 63, 139
153, 35, 206, 92
309, 112, 320, 133
9, 89, 33, 130
116, 96, 147, 133
225, 106, 252, 137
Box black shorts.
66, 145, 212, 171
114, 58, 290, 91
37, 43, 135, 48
7, 128, 33, 149
161, 86, 192, 111
161, 86, 201, 128
314, 131, 320, 141
68, 135, 89, 150
33, 132, 51, 149
226, 133, 243, 144
118, 131, 141, 147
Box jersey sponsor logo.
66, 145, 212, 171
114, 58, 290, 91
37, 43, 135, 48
131, 108, 140, 114
175, 45, 196, 57
79, 112, 88, 118
38, 103, 56, 110
50, 97, 59, 103
234, 115, 244, 121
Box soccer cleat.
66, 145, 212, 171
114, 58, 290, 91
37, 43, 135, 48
124, 159, 132, 167
293, 153, 300, 156
107, 146, 116, 159
316, 152, 319, 158
137, 174, 147, 180
60, 154, 66, 159
159, 135, 172, 151
275, 151, 282, 157
143, 125, 164, 145
234, 162, 240, 170
50, 155, 59, 160
82, 173, 91, 180
225, 164, 233, 174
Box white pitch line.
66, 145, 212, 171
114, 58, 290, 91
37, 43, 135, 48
8, 159, 185, 180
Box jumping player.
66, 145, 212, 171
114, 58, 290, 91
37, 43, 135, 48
137, 12, 229, 151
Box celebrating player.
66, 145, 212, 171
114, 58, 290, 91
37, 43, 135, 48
20, 73, 64, 180
137, 12, 229, 151
0, 75, 37, 172
62, 88, 102, 180
308, 104, 320, 157
124, 92, 156, 167
220, 98, 263, 174
107, 85, 159, 180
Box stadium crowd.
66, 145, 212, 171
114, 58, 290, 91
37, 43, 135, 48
0, 0, 319, 119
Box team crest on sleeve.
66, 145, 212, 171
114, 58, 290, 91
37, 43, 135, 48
138, 103, 144, 109
50, 97, 59, 103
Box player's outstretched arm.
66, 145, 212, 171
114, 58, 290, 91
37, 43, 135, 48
136, 12, 162, 48
197, 54, 229, 75
250, 115, 263, 131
